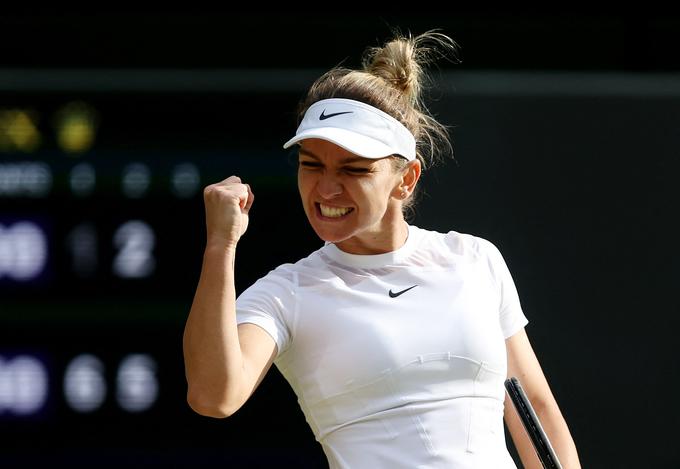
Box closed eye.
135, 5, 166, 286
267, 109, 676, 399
299, 161, 322, 168
299, 161, 371, 173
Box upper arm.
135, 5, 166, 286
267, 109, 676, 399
238, 323, 278, 400
234, 271, 294, 401
505, 328, 556, 412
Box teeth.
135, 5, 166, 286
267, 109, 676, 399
319, 204, 352, 218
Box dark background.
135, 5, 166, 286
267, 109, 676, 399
0, 12, 678, 468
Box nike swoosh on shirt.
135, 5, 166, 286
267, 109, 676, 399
388, 285, 418, 298
319, 110, 353, 120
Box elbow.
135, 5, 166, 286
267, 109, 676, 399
186, 387, 243, 418
531, 392, 560, 414
532, 395, 565, 427
187, 398, 233, 419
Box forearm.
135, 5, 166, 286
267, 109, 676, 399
505, 393, 581, 469
535, 400, 581, 468
183, 243, 245, 415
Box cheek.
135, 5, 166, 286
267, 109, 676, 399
357, 178, 396, 209
372, 172, 400, 196
297, 170, 310, 195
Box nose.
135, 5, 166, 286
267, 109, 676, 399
316, 171, 343, 199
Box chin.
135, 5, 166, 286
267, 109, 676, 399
313, 228, 343, 243
309, 223, 350, 244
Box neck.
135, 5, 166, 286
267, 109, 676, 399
334, 217, 409, 255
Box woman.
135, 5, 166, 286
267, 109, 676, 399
183, 31, 581, 468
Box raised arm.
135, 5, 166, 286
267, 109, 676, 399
504, 328, 581, 468
183, 176, 277, 418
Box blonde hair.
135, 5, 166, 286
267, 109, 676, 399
295, 30, 460, 217
298, 31, 458, 169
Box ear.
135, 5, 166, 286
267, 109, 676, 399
392, 159, 421, 200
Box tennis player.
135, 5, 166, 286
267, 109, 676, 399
183, 31, 581, 468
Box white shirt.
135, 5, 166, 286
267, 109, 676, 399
236, 225, 528, 468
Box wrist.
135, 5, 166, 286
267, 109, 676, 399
205, 236, 239, 254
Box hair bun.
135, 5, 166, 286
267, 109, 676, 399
364, 39, 420, 100
363, 31, 460, 104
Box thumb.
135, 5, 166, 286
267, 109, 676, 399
243, 184, 254, 213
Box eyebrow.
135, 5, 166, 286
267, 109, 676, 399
298, 148, 372, 165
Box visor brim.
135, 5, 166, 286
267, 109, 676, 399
283, 127, 402, 159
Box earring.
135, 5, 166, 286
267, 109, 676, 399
401, 190, 408, 198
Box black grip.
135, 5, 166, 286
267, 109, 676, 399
505, 377, 563, 469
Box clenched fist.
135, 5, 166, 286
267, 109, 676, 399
202, 176, 254, 248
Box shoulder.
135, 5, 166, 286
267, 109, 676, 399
419, 228, 521, 306
413, 225, 496, 262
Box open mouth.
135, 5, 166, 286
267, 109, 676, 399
315, 203, 354, 219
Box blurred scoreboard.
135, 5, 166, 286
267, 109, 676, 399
0, 71, 327, 464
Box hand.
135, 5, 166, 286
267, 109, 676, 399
202, 176, 254, 248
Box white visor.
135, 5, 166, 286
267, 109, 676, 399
283, 98, 416, 161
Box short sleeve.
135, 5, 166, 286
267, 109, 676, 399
235, 268, 295, 357
477, 237, 529, 338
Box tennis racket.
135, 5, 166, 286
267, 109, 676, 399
505, 376, 563, 469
